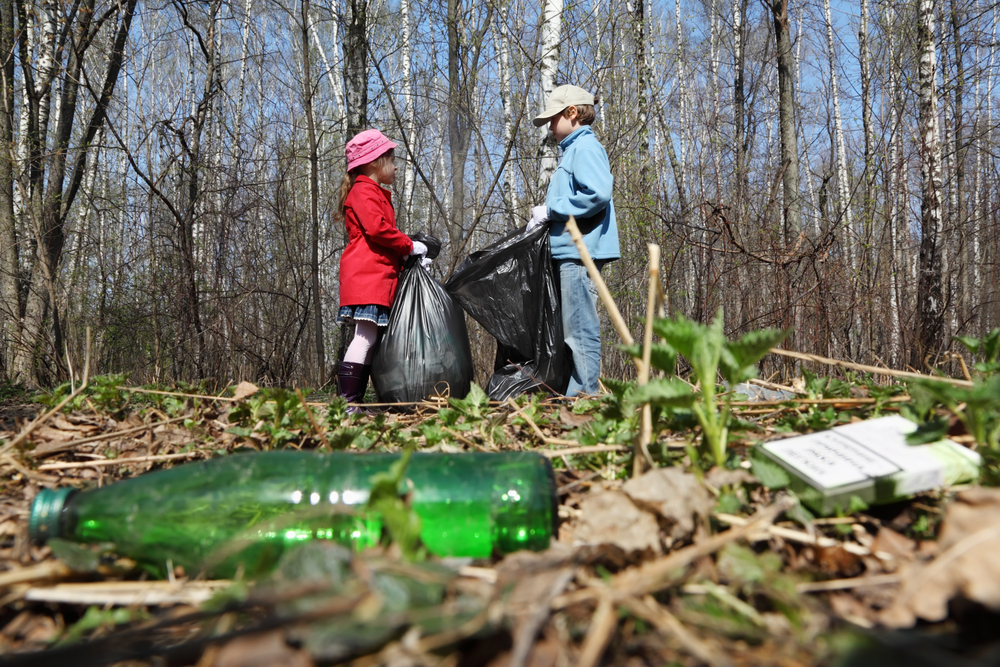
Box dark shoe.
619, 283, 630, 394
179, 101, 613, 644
337, 361, 368, 405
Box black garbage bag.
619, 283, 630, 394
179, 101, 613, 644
445, 225, 569, 400
372, 257, 473, 403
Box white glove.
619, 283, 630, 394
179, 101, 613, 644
526, 205, 549, 232
409, 240, 428, 257
420, 256, 433, 270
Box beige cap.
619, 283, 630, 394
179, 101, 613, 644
532, 85, 596, 127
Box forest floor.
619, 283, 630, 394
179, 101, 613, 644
0, 374, 999, 667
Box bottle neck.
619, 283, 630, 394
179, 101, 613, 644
29, 486, 77, 544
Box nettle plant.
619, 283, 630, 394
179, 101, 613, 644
903, 328, 1000, 485
623, 310, 791, 469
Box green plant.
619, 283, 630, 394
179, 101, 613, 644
35, 374, 131, 413
228, 388, 312, 448
954, 328, 1000, 376
626, 310, 791, 468
903, 375, 1000, 485
366, 446, 425, 561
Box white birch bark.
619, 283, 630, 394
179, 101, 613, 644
496, 1, 518, 225
674, 0, 687, 178
537, 0, 562, 191
822, 0, 854, 262
795, 20, 818, 234
886, 2, 902, 366
917, 0, 945, 357
400, 0, 416, 224
709, 0, 722, 178
234, 0, 254, 153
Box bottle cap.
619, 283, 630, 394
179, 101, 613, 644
28, 487, 75, 544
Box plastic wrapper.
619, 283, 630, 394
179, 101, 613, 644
372, 257, 473, 403
445, 225, 569, 400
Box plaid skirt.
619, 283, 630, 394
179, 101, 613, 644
337, 304, 390, 327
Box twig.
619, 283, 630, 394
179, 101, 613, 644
540, 445, 629, 458
796, 573, 902, 593
29, 416, 189, 459
714, 513, 871, 555
576, 590, 616, 667
611, 497, 796, 599
0, 328, 92, 458
296, 388, 329, 449
506, 398, 576, 446
1, 454, 60, 484
0, 561, 73, 588
769, 348, 974, 387
564, 216, 637, 351
730, 396, 911, 408
634, 243, 661, 477
24, 580, 232, 606
39, 452, 201, 471
684, 581, 765, 626
623, 595, 733, 667
120, 386, 240, 402
508, 567, 575, 667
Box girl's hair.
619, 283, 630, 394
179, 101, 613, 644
335, 150, 395, 222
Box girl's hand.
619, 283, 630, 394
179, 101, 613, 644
409, 240, 428, 257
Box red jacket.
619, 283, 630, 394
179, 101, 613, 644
339, 175, 414, 307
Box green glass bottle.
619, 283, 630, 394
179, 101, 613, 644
30, 451, 556, 578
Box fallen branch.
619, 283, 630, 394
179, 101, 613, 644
39, 452, 202, 471
540, 445, 629, 458
796, 573, 902, 594
769, 348, 973, 388
714, 513, 872, 555
0, 561, 73, 588
24, 580, 232, 606
29, 416, 190, 459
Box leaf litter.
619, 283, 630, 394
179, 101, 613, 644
1, 344, 1000, 664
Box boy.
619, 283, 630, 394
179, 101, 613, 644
527, 85, 620, 396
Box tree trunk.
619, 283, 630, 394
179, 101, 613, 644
733, 0, 747, 209
951, 0, 967, 328
496, 3, 518, 227
301, 0, 324, 386
771, 0, 800, 242
0, 0, 19, 379
343, 0, 367, 138
401, 0, 415, 224
916, 0, 945, 364
537, 0, 561, 193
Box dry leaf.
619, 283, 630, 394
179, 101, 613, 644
880, 488, 1000, 628
233, 381, 260, 401
870, 527, 916, 562
558, 406, 592, 428
622, 467, 714, 541
813, 545, 864, 578
51, 417, 98, 434
571, 491, 662, 553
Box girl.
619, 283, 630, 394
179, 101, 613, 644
336, 129, 427, 408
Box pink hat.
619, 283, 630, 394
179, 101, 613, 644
346, 129, 398, 171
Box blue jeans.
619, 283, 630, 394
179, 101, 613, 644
558, 259, 603, 396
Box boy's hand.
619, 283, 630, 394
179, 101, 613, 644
526, 205, 549, 232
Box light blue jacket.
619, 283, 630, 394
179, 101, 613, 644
546, 126, 620, 262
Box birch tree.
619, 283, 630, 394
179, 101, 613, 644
771, 0, 799, 241
0, 0, 16, 377
916, 0, 945, 362
537, 0, 561, 191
